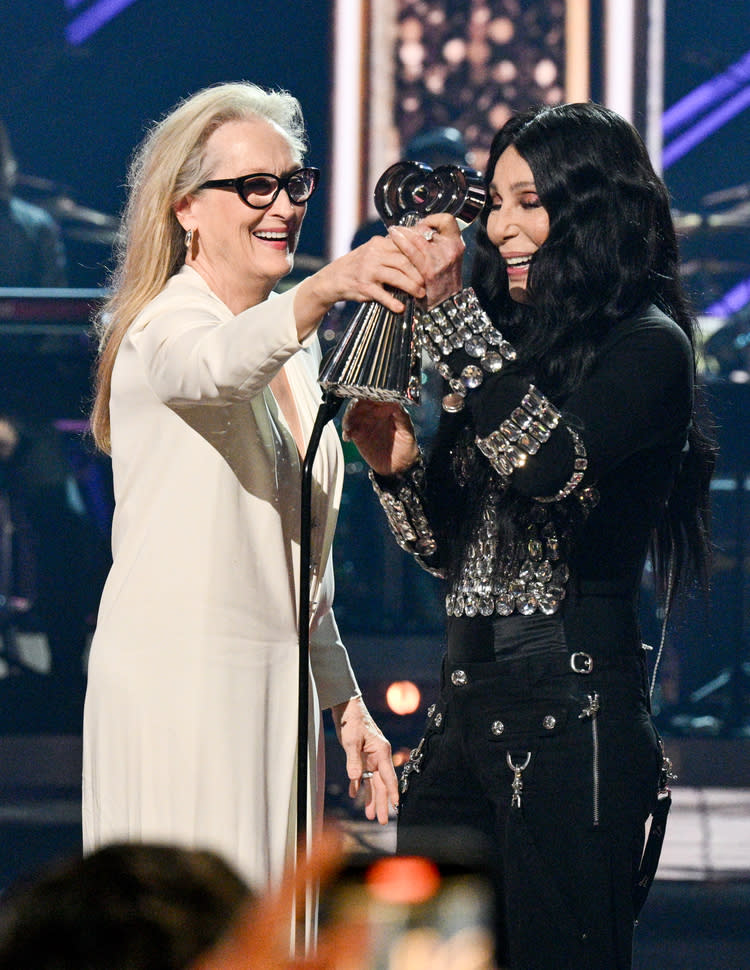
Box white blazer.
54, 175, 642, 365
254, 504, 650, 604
83, 265, 359, 890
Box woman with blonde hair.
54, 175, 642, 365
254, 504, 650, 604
83, 81, 413, 890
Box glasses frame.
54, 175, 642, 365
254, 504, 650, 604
198, 167, 320, 209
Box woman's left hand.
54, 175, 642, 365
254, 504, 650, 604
388, 212, 465, 308
331, 695, 399, 823
342, 400, 419, 477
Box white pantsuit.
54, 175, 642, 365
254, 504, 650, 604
82, 266, 358, 890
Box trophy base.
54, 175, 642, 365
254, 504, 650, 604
319, 380, 420, 406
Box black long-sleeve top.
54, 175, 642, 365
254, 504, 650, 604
372, 302, 694, 625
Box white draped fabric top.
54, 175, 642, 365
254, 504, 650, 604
82, 265, 359, 889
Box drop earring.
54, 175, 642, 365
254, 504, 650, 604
185, 228, 194, 250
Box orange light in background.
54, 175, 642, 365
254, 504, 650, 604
386, 680, 421, 715
365, 856, 441, 905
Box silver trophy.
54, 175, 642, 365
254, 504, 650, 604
318, 161, 485, 404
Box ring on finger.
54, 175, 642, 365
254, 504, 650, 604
422, 228, 436, 241
361, 771, 374, 780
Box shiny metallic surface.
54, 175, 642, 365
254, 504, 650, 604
318, 162, 486, 403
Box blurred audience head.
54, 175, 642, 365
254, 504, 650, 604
403, 126, 472, 169
0, 842, 251, 970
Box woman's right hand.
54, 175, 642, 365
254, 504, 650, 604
293, 235, 427, 341
342, 400, 419, 477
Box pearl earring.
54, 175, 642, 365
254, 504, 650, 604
185, 228, 194, 249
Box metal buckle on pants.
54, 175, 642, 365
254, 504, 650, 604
570, 651, 594, 674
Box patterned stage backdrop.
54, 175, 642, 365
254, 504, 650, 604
394, 0, 567, 169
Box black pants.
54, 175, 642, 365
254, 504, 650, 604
397, 612, 661, 970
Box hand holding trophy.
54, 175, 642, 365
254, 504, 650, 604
319, 161, 485, 405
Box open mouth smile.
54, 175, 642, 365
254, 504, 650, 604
253, 229, 294, 250
504, 254, 533, 268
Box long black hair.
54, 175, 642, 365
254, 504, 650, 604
471, 102, 715, 603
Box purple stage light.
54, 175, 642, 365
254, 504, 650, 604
65, 0, 140, 45
706, 276, 750, 318
662, 85, 750, 169
663, 50, 750, 138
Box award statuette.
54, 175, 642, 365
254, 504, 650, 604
318, 161, 485, 405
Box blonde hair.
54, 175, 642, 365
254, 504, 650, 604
90, 82, 308, 452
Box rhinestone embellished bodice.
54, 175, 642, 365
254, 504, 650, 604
444, 425, 577, 618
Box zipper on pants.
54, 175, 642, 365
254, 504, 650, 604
579, 692, 601, 826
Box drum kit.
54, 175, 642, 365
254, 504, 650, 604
665, 183, 750, 735
673, 181, 750, 284
674, 185, 750, 279
15, 172, 120, 247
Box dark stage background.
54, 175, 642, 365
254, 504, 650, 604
2, 0, 333, 292
0, 0, 748, 731
0, 0, 748, 722
0, 8, 749, 960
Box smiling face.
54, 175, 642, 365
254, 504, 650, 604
486, 145, 549, 303
175, 117, 306, 312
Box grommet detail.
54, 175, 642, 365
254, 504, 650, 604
570, 651, 594, 674
451, 669, 468, 686
491, 720, 505, 736
543, 715, 556, 730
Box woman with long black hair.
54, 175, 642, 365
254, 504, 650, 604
344, 102, 715, 969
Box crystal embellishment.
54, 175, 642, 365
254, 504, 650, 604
415, 288, 518, 413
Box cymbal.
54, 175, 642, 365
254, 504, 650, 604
672, 206, 750, 235
672, 209, 704, 234
49, 195, 120, 229
14, 173, 120, 230
702, 182, 750, 206
15, 173, 63, 194
706, 201, 750, 230
681, 258, 750, 276
64, 225, 118, 246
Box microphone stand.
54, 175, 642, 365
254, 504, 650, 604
296, 388, 344, 949
291, 159, 484, 953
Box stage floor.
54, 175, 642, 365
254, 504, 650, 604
0, 734, 748, 969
